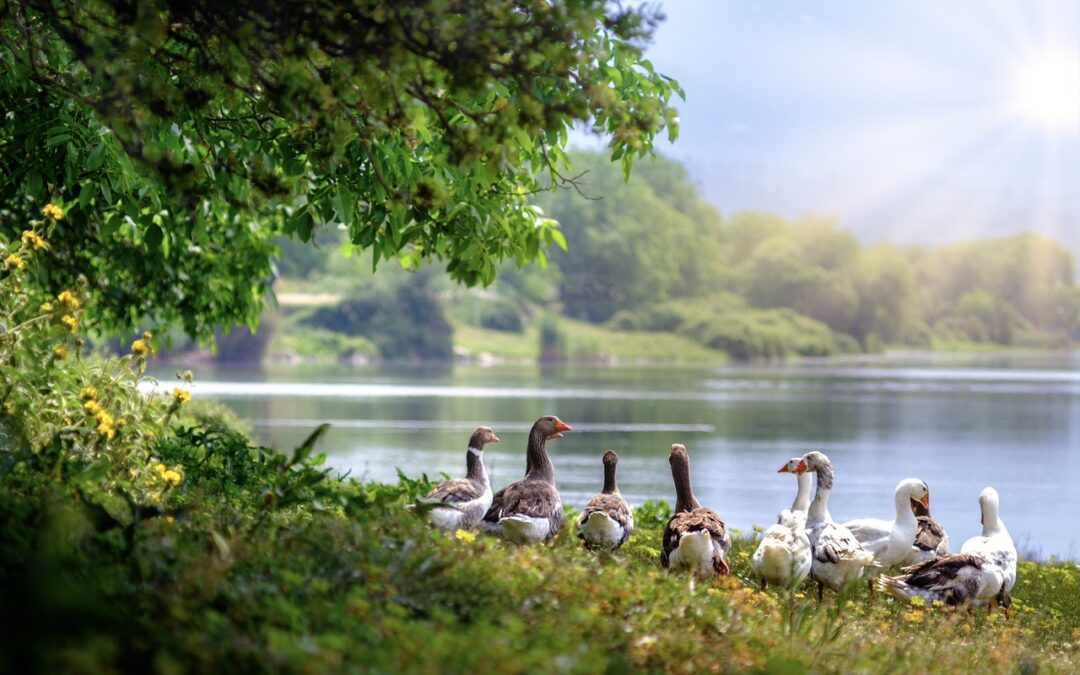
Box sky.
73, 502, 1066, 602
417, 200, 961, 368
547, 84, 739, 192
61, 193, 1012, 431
589, 0, 1080, 252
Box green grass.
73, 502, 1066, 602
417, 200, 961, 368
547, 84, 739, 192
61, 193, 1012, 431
453, 315, 729, 364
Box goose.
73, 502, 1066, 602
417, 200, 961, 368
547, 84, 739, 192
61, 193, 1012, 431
878, 553, 1009, 610
777, 456, 811, 514
424, 426, 500, 531
844, 478, 931, 577
751, 457, 814, 590
480, 415, 571, 544
903, 496, 950, 565
959, 487, 1017, 607
798, 451, 875, 599
576, 450, 634, 550
751, 508, 812, 591
660, 444, 731, 577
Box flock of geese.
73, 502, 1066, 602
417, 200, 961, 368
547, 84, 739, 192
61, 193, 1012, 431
421, 415, 1018, 613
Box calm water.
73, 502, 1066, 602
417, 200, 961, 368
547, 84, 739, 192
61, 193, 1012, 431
156, 352, 1080, 559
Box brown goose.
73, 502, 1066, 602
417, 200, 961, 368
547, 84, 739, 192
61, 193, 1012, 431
480, 415, 572, 544
425, 426, 499, 531
903, 497, 950, 565
576, 450, 634, 550
661, 444, 731, 576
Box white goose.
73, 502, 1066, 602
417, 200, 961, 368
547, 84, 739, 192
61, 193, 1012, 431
843, 478, 931, 576
798, 451, 875, 599
424, 426, 499, 531
778, 456, 812, 514
878, 553, 1008, 610
480, 416, 572, 544
576, 450, 634, 550
751, 457, 813, 590
960, 487, 1017, 605
880, 487, 1015, 613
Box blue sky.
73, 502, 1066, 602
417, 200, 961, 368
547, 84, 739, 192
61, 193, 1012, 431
590, 1, 1080, 251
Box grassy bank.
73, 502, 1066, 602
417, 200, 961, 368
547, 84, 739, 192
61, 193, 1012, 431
2, 415, 1077, 674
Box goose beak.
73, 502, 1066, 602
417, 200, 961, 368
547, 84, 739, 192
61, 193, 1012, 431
552, 419, 572, 439
919, 493, 930, 510
777, 463, 790, 473
490, 434, 500, 443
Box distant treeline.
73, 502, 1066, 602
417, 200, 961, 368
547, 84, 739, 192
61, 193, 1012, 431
270, 152, 1079, 361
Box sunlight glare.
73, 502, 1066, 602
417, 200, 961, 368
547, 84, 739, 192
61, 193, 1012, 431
1010, 52, 1080, 131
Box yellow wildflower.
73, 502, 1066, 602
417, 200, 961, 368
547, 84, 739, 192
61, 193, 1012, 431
52, 344, 68, 359
142, 331, 153, 341
80, 386, 99, 401
454, 529, 477, 543
131, 339, 150, 357
2, 401, 13, 415
172, 387, 191, 405
128, 468, 137, 479
57, 290, 79, 310
21, 230, 47, 249
84, 400, 102, 416
40, 301, 53, 312
5, 253, 25, 270
165, 515, 175, 524
909, 595, 926, 607
154, 463, 167, 475
97, 420, 116, 440
904, 609, 925, 624
42, 203, 63, 220
163, 469, 183, 486
61, 315, 78, 332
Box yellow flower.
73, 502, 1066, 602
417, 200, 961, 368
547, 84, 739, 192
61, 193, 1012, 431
904, 609, 925, 624
20, 230, 47, 249
165, 515, 175, 524
80, 386, 99, 401
454, 529, 477, 543
84, 399, 102, 415
52, 344, 68, 359
163, 469, 183, 486
42, 203, 63, 220
61, 315, 78, 332
2, 401, 13, 415
131, 339, 150, 357
5, 254, 25, 270
172, 387, 191, 405
57, 290, 80, 310
40, 301, 53, 312
142, 331, 153, 341
97, 420, 116, 440
154, 463, 167, 475
909, 595, 926, 607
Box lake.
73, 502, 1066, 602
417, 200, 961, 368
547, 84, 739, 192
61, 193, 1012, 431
159, 351, 1080, 559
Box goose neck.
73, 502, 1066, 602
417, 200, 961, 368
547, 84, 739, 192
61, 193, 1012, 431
465, 447, 488, 487
525, 428, 554, 482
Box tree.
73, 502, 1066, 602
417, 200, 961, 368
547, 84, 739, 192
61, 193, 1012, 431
0, 1, 681, 339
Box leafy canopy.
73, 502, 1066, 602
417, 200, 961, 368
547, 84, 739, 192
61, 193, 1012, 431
0, 0, 681, 339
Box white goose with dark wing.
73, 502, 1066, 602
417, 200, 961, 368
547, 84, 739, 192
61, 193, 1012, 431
797, 451, 875, 599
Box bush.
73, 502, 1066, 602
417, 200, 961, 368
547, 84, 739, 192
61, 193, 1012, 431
304, 277, 453, 361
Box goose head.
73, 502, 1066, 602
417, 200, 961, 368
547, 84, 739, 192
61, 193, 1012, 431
534, 415, 572, 440
469, 426, 500, 450
897, 478, 930, 510
978, 486, 1000, 526
777, 457, 808, 474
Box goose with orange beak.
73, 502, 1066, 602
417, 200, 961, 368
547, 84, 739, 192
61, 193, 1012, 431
480, 416, 572, 544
